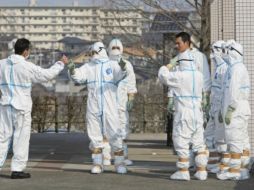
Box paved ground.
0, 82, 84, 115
0, 133, 253, 190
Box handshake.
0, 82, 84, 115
58, 55, 76, 75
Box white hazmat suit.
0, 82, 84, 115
107, 39, 137, 166
158, 50, 208, 181
204, 41, 228, 173
0, 54, 64, 172
70, 42, 128, 174
167, 47, 211, 167
217, 40, 251, 180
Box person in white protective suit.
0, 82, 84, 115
101, 39, 137, 166
217, 40, 251, 180
167, 32, 211, 118
167, 32, 211, 168
158, 49, 208, 181
204, 41, 229, 173
0, 38, 68, 179
68, 42, 128, 174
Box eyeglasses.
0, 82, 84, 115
112, 46, 120, 50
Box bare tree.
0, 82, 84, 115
107, 0, 212, 57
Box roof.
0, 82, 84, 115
150, 11, 196, 34
58, 37, 94, 45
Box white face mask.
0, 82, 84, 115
110, 54, 121, 61
109, 49, 121, 61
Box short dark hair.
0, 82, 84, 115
14, 38, 31, 55
175, 32, 191, 44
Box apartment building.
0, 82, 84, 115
0, 5, 143, 49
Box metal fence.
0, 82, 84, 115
31, 94, 169, 134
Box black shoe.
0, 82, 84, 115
11, 171, 31, 179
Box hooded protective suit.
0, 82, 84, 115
158, 49, 207, 181
217, 40, 251, 180
108, 39, 137, 139
204, 41, 228, 172
70, 42, 128, 174
0, 54, 64, 172
107, 39, 137, 166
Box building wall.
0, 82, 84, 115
211, 0, 254, 156
0, 7, 142, 49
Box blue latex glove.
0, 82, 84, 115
225, 106, 235, 125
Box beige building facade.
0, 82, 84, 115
0, 6, 142, 49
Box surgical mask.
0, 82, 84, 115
110, 54, 121, 61
109, 49, 121, 60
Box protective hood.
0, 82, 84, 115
8, 54, 25, 64
177, 50, 196, 71
210, 40, 226, 66
108, 39, 123, 61
90, 42, 108, 62
222, 39, 243, 65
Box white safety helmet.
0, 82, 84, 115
177, 50, 196, 71
108, 38, 123, 61
89, 41, 108, 60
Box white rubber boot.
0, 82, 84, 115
240, 150, 250, 180
91, 153, 103, 174
217, 153, 241, 180
103, 141, 112, 166
170, 157, 190, 181
170, 170, 190, 181
194, 151, 208, 180
114, 155, 127, 174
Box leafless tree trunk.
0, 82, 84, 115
108, 0, 212, 57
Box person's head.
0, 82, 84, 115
175, 32, 191, 53
210, 40, 226, 65
89, 41, 108, 60
222, 39, 243, 64
108, 38, 123, 61
14, 38, 31, 59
